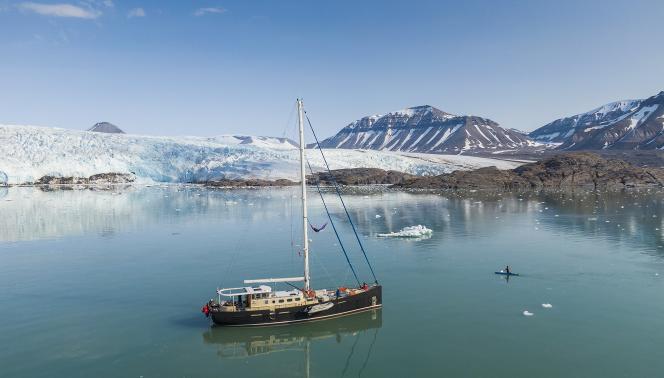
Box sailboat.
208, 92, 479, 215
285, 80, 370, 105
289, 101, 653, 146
201, 99, 382, 326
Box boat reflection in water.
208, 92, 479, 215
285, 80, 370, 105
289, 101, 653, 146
202, 309, 382, 376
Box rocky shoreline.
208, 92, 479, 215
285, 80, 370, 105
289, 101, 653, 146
195, 168, 416, 187
34, 173, 136, 185
4, 153, 663, 192
199, 153, 664, 192
393, 153, 664, 191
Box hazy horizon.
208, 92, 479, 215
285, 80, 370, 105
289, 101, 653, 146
1, 0, 664, 139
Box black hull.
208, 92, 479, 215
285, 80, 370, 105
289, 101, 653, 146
210, 285, 382, 327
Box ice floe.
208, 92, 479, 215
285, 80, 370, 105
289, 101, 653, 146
377, 225, 433, 238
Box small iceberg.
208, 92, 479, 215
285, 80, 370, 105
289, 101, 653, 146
377, 225, 433, 239
541, 303, 553, 309
523, 310, 534, 317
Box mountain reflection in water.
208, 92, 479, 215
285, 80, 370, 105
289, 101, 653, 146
3, 187, 664, 258
2, 186, 664, 377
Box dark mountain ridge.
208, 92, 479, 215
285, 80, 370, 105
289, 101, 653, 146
88, 122, 125, 134
529, 91, 664, 150
318, 105, 536, 153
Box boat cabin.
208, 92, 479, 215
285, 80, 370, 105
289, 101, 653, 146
216, 282, 311, 311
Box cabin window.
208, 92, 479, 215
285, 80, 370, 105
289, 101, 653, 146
287, 299, 292, 302
295, 298, 300, 301
264, 300, 268, 304
272, 300, 275, 304
278, 299, 284, 303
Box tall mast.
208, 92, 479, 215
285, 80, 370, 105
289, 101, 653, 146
297, 99, 311, 291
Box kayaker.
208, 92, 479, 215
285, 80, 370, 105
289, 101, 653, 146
505, 266, 510, 274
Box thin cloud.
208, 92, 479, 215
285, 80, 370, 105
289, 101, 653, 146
102, 0, 114, 7
18, 2, 102, 19
127, 7, 145, 18
193, 7, 225, 16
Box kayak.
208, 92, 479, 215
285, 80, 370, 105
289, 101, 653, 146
495, 271, 519, 276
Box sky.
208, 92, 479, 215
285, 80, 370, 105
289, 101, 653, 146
1, 0, 664, 140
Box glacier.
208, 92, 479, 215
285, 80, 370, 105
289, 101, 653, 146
0, 124, 525, 185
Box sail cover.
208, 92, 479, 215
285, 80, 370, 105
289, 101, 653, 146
244, 277, 305, 284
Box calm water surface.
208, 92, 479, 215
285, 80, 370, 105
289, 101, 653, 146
1, 186, 664, 377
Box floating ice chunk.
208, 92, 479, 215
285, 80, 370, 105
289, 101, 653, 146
541, 303, 553, 308
523, 310, 534, 317
375, 214, 382, 218
377, 225, 433, 238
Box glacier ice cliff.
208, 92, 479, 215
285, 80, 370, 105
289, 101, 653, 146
0, 124, 524, 185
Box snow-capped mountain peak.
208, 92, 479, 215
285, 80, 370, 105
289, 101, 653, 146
318, 105, 534, 153
529, 90, 664, 150
587, 99, 642, 118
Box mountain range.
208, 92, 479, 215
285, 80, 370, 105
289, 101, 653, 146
529, 91, 664, 150
318, 90, 664, 154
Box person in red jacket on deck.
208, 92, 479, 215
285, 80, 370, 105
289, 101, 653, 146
201, 303, 210, 317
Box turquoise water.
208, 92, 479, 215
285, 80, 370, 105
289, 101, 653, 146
1, 186, 664, 377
